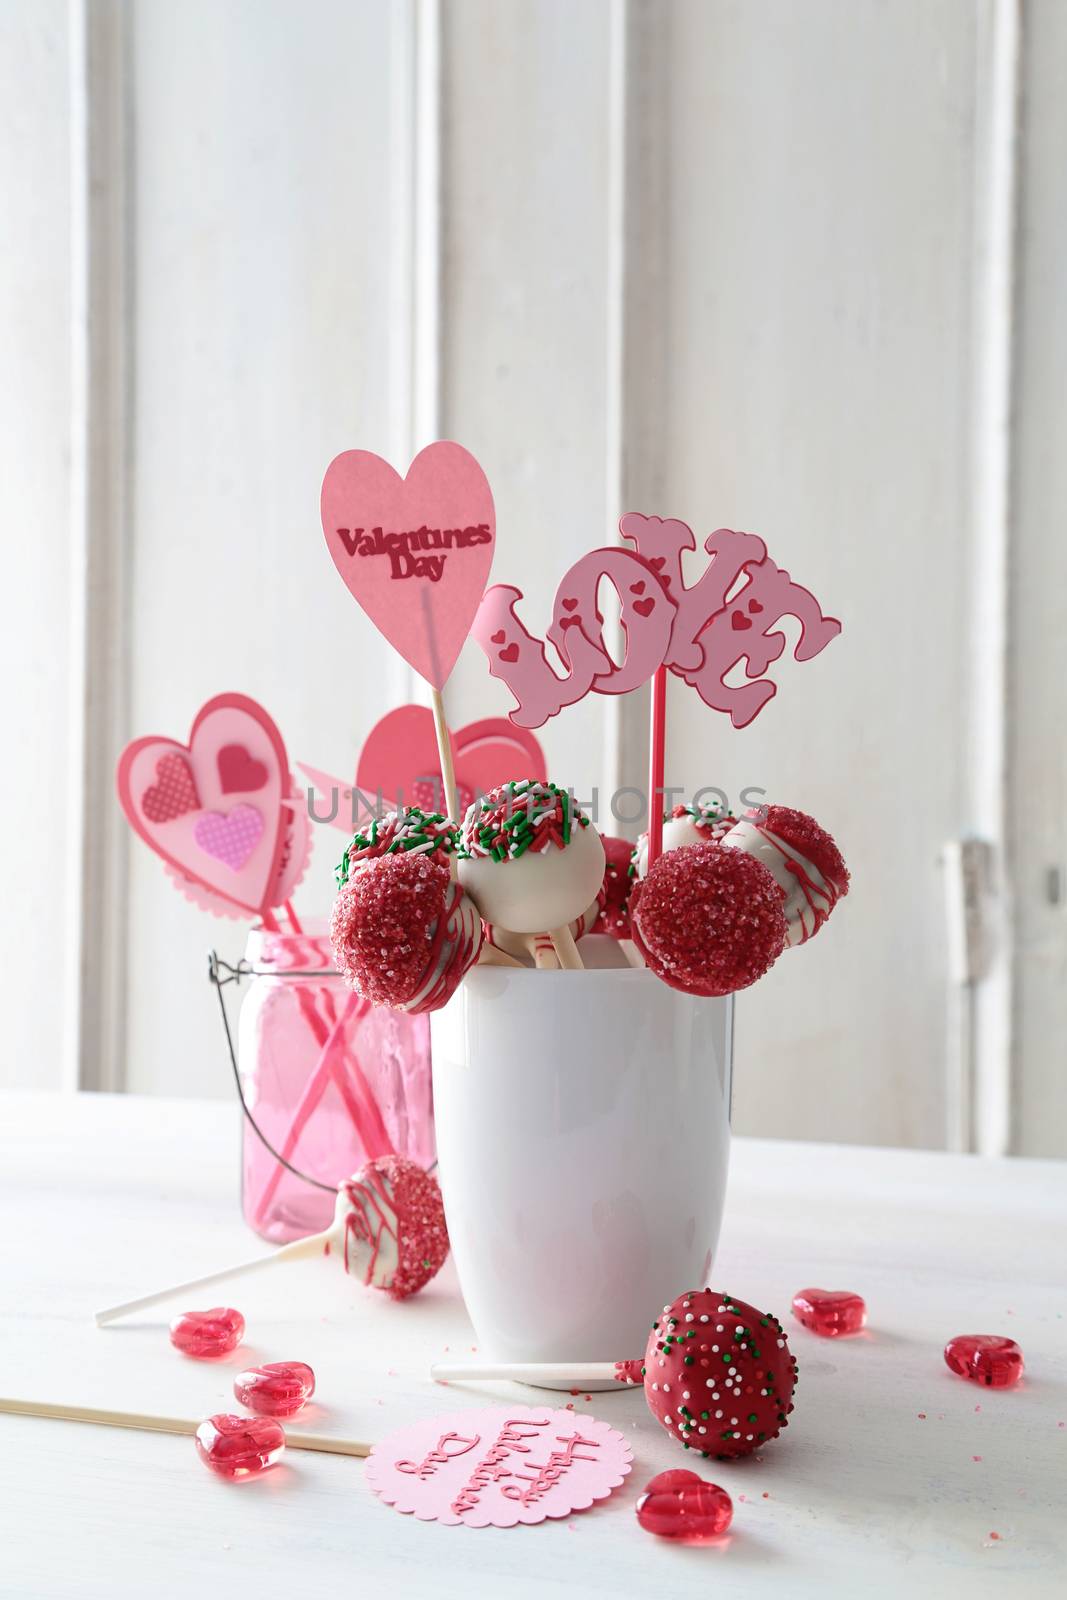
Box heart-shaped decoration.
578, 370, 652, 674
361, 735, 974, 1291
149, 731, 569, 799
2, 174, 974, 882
117, 693, 289, 916
321, 442, 496, 688
731, 609, 752, 631
561, 597, 579, 611
791, 1286, 867, 1337
632, 597, 655, 618
218, 744, 268, 794
299, 704, 547, 833
142, 753, 200, 823
166, 776, 313, 921
194, 805, 264, 871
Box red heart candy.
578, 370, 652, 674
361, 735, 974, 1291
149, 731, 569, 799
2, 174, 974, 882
170, 1307, 246, 1359
944, 1334, 1023, 1388
217, 743, 269, 794
233, 1360, 316, 1417
792, 1287, 866, 1338
142, 753, 199, 823
635, 1469, 733, 1541
195, 1414, 285, 1479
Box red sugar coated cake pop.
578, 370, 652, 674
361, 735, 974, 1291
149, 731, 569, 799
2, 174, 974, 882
195, 1414, 285, 1479
233, 1361, 316, 1417
336, 1155, 449, 1300
330, 851, 482, 1013
593, 834, 635, 938
635, 1469, 733, 1541
642, 1289, 798, 1459
170, 1306, 245, 1359
631, 843, 786, 996
792, 1287, 867, 1338
721, 804, 849, 948
944, 1334, 1024, 1388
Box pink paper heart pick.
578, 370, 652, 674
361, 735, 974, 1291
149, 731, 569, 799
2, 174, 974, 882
320, 443, 495, 688
116, 693, 289, 917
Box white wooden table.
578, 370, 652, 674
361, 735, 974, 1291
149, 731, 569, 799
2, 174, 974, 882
1, 1092, 1064, 1598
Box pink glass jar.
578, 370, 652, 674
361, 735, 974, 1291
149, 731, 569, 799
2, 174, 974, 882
235, 925, 434, 1243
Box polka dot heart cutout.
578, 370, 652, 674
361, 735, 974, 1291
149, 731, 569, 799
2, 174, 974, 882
642, 1289, 799, 1460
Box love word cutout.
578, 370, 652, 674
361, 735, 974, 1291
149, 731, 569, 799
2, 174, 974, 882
298, 704, 546, 833
321, 442, 496, 688
116, 693, 293, 918
473, 513, 840, 729
365, 1405, 633, 1528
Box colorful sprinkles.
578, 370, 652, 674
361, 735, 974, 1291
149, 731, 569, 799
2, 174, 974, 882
336, 807, 462, 888
461, 780, 590, 863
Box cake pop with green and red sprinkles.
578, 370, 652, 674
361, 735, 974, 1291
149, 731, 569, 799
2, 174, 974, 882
643, 1289, 799, 1460
335, 806, 462, 888
632, 801, 737, 880
458, 779, 605, 935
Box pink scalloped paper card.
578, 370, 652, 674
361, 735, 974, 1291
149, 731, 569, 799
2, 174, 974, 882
365, 1405, 632, 1528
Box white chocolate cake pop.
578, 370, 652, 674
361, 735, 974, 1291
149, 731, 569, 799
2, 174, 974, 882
458, 780, 605, 936
720, 804, 849, 947
632, 801, 736, 879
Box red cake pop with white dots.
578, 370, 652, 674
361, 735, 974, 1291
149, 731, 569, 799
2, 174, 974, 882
330, 851, 482, 1013
630, 842, 786, 996
642, 1289, 799, 1459
592, 834, 636, 938
721, 805, 849, 947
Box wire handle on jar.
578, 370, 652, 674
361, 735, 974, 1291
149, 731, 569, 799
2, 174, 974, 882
207, 950, 337, 1195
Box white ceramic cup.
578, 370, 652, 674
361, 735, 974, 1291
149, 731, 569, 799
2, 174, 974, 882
430, 964, 732, 1369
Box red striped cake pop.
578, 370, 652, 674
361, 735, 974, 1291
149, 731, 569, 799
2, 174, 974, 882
643, 1289, 798, 1460
720, 805, 849, 947
330, 851, 482, 1012
630, 842, 786, 995
335, 807, 461, 886
336, 1156, 449, 1300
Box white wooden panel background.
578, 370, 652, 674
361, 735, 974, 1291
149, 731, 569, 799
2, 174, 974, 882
2, 0, 1063, 1157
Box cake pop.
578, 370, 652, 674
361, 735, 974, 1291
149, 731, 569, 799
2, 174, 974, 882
330, 851, 482, 1012
719, 805, 849, 946
430, 1287, 800, 1462
630, 842, 786, 996
642, 1289, 798, 1459
95, 1156, 449, 1325
632, 802, 736, 880
335, 806, 461, 888
458, 781, 605, 967
592, 834, 635, 938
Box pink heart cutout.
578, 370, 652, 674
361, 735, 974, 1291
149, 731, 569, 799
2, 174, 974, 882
299, 704, 547, 833
117, 693, 289, 916
321, 443, 496, 688
194, 805, 264, 870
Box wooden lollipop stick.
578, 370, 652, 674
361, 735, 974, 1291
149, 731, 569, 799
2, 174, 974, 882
548, 924, 584, 970
0, 1397, 370, 1457
94, 1230, 332, 1326
477, 944, 525, 969
432, 1360, 639, 1386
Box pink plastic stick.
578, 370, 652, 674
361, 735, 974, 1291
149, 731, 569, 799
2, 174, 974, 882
283, 899, 304, 934
647, 665, 667, 870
